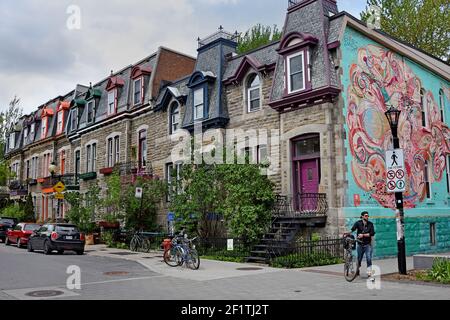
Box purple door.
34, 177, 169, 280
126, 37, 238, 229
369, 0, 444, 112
294, 159, 319, 211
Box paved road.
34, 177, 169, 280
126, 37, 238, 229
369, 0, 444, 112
0, 244, 449, 300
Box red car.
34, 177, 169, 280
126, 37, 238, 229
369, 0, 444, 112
5, 223, 42, 248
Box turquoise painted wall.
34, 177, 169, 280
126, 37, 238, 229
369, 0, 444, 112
341, 26, 450, 258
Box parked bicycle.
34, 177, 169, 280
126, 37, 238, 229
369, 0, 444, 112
342, 233, 363, 282
164, 234, 200, 270
130, 230, 151, 253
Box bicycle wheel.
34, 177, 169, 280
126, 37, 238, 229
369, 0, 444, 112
130, 236, 139, 252
164, 247, 182, 267
187, 249, 200, 270
344, 251, 359, 282
142, 239, 151, 253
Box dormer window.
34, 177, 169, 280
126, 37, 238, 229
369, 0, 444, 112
57, 111, 64, 133
193, 88, 204, 121
24, 127, 29, 142
133, 78, 142, 106
9, 133, 15, 150
247, 74, 261, 112
108, 90, 116, 116
30, 123, 35, 138
170, 102, 180, 134
287, 51, 305, 93
41, 118, 48, 139
71, 109, 78, 131
87, 101, 95, 124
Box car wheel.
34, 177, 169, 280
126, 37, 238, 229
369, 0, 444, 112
43, 241, 52, 255
27, 241, 34, 252
5, 237, 10, 246
76, 249, 84, 256
17, 238, 22, 248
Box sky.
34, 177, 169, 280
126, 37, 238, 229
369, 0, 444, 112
0, 0, 366, 115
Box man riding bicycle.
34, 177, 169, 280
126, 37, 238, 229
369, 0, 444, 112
350, 211, 376, 278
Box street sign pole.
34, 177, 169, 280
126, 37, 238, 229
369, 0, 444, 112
393, 136, 407, 275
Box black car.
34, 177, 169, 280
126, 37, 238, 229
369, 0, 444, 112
0, 217, 19, 243
28, 223, 85, 255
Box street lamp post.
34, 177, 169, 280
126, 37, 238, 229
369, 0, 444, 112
385, 106, 407, 275
48, 162, 58, 222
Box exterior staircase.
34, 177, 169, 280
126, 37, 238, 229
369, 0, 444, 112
245, 194, 328, 264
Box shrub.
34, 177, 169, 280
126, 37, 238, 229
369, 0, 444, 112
1, 204, 25, 220
270, 252, 343, 269
426, 258, 450, 284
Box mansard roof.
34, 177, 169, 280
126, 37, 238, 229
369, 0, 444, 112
155, 78, 189, 112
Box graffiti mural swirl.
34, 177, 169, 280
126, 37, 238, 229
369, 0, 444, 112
347, 45, 450, 209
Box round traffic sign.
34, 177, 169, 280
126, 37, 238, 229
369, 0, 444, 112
396, 169, 405, 180
396, 180, 405, 189
388, 181, 396, 190
387, 170, 396, 180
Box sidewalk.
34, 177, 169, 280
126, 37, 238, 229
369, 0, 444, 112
85, 244, 283, 281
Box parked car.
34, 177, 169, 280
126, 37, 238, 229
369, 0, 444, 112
28, 223, 86, 255
0, 217, 19, 243
5, 223, 42, 248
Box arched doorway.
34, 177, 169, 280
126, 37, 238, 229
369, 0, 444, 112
291, 134, 321, 211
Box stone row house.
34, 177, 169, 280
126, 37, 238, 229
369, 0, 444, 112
5, 0, 450, 258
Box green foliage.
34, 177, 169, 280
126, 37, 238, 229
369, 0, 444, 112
103, 172, 167, 231
361, 0, 450, 62
22, 193, 35, 222
236, 24, 282, 55
65, 183, 102, 234
101, 230, 115, 247
270, 252, 343, 269
425, 258, 450, 284
1, 204, 25, 220
170, 152, 276, 243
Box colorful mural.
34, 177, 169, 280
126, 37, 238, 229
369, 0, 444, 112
346, 45, 450, 209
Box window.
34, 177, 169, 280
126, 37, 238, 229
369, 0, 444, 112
424, 161, 431, 199
31, 157, 38, 179
71, 109, 78, 131
430, 223, 436, 246
114, 136, 120, 165
41, 118, 47, 139
108, 90, 116, 115
42, 153, 51, 177
9, 133, 15, 150
57, 111, 63, 133
193, 88, 204, 120
138, 130, 147, 169
107, 138, 113, 167
75, 150, 80, 183
287, 51, 305, 93
166, 163, 182, 201
87, 101, 95, 123
170, 102, 180, 134
60, 150, 66, 175
294, 136, 320, 157
24, 127, 29, 142
247, 74, 261, 112
258, 144, 268, 164
133, 78, 142, 105
30, 123, 35, 137
26, 160, 30, 179
421, 89, 428, 127
439, 89, 445, 122
92, 143, 97, 172
86, 145, 91, 172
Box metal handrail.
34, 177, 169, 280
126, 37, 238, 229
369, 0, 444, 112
273, 193, 328, 217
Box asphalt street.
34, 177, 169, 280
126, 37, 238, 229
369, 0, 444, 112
0, 243, 449, 300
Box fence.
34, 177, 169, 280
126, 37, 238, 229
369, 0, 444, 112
267, 237, 344, 268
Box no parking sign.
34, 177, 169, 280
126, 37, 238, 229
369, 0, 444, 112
385, 149, 406, 193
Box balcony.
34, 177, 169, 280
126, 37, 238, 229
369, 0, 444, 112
8, 180, 28, 197
41, 174, 81, 190
273, 193, 328, 217
80, 172, 97, 181
115, 162, 155, 184
9, 180, 25, 191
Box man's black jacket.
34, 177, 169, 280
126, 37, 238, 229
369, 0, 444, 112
351, 220, 376, 245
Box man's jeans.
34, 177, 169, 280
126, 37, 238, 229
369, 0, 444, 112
357, 244, 373, 268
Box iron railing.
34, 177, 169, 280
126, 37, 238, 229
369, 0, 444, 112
267, 237, 344, 266
198, 28, 239, 48
273, 193, 328, 217
114, 161, 153, 176
8, 180, 26, 191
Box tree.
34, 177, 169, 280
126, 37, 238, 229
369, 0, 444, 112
361, 0, 450, 62
22, 193, 35, 222
169, 151, 276, 243
236, 24, 282, 55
